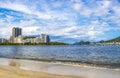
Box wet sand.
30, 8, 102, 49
0, 58, 120, 78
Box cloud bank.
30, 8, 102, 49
0, 0, 120, 43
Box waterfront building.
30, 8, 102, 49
9, 36, 13, 43
10, 27, 50, 44
12, 27, 22, 37
22, 34, 50, 44
23, 38, 37, 44
46, 35, 50, 43
40, 34, 50, 43
12, 27, 22, 43
0, 38, 7, 43
36, 37, 42, 44
13, 35, 22, 43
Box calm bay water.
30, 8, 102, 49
0, 45, 120, 68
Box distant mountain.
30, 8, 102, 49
73, 41, 91, 45
104, 36, 120, 43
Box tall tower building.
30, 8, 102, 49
46, 35, 50, 43
12, 27, 22, 38
40, 34, 50, 43
12, 27, 22, 43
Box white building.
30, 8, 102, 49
13, 35, 22, 43
40, 34, 50, 43
23, 38, 37, 44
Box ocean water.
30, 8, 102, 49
0, 45, 120, 69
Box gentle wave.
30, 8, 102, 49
3, 56, 119, 70
0, 45, 120, 69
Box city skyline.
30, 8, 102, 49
0, 0, 120, 43
10, 27, 50, 44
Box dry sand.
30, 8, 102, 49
0, 65, 83, 78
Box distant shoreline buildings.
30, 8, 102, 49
0, 27, 50, 44
1, 27, 120, 45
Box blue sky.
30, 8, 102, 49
0, 0, 120, 43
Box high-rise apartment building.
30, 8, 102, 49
12, 27, 22, 37
12, 27, 22, 43
40, 34, 50, 43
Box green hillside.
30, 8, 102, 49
105, 36, 120, 43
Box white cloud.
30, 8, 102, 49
0, 0, 120, 42
0, 1, 60, 20
0, 2, 32, 14
23, 26, 40, 35
73, 2, 82, 11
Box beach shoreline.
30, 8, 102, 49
0, 58, 120, 78
2, 57, 120, 70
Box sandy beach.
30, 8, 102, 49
0, 58, 120, 78
0, 65, 82, 78
0, 58, 83, 78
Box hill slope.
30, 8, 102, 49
105, 36, 120, 42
